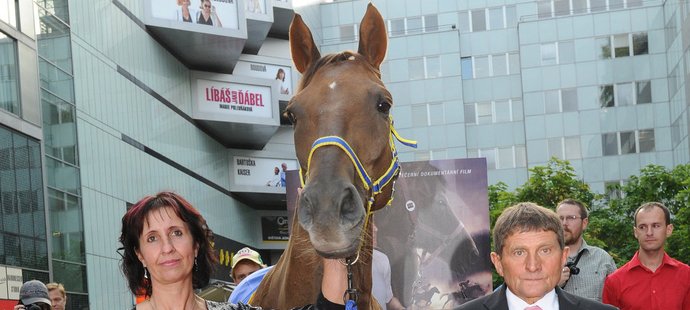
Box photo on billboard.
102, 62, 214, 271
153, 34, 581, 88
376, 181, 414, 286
233, 156, 298, 187
150, 0, 240, 30
235, 62, 294, 96
245, 0, 266, 14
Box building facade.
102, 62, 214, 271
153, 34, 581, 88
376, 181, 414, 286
1, 0, 689, 308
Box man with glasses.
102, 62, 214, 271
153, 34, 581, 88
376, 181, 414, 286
555, 199, 616, 301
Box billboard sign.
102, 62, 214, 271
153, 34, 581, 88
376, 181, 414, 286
261, 216, 289, 241
232, 156, 298, 187
149, 0, 240, 30
196, 79, 273, 119
233, 61, 293, 96
6, 267, 21, 300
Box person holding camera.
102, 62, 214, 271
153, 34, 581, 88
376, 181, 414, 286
555, 199, 616, 302
14, 280, 52, 310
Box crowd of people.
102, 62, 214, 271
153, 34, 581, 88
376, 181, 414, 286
14, 191, 689, 309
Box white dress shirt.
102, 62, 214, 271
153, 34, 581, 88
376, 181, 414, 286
506, 287, 559, 310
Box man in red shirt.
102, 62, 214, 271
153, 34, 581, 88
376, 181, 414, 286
602, 202, 690, 309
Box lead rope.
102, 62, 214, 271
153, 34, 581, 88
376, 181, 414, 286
343, 257, 358, 310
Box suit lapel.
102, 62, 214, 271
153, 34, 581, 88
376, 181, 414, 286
484, 285, 510, 309
556, 286, 580, 310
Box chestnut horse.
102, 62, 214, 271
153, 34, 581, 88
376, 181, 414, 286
250, 4, 413, 310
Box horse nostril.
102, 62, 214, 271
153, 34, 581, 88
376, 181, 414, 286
298, 192, 315, 229
339, 185, 362, 224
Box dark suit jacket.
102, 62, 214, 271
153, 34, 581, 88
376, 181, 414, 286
455, 285, 618, 310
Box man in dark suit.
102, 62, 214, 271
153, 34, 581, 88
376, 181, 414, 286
457, 203, 617, 310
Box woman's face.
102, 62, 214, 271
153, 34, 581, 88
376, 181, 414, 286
278, 71, 285, 80
201, 0, 211, 12
136, 207, 198, 287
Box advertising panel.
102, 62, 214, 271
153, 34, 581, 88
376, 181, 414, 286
261, 216, 289, 241
232, 156, 298, 187
245, 0, 266, 14
6, 267, 21, 300
150, 0, 240, 29
233, 61, 293, 96
0, 266, 6, 299
197, 79, 273, 119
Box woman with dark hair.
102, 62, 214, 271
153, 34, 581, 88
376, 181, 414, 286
120, 191, 348, 309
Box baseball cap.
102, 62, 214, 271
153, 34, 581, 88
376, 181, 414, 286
19, 280, 51, 305
231, 247, 265, 269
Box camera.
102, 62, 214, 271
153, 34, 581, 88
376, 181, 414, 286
23, 304, 45, 310
565, 261, 580, 275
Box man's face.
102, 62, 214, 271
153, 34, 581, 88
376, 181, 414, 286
281, 164, 287, 171
634, 207, 672, 252
232, 260, 262, 283
49, 289, 67, 310
491, 230, 568, 305
556, 203, 588, 246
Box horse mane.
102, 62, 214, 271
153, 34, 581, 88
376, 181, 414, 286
298, 51, 382, 91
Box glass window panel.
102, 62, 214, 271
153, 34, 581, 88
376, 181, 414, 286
562, 88, 578, 112
512, 99, 524, 121
548, 138, 563, 159
492, 54, 507, 76
573, 0, 588, 14
554, 0, 570, 16
559, 41, 575, 64
390, 19, 405, 36
614, 34, 630, 57
429, 103, 444, 125
0, 0, 17, 27
424, 15, 438, 32
53, 261, 87, 293
472, 9, 486, 31
637, 81, 652, 104
545, 90, 561, 113
411, 104, 428, 126
408, 58, 424, 80
602, 133, 619, 155
39, 59, 74, 103
600, 85, 614, 108
591, 0, 607, 12
407, 16, 422, 34
632, 32, 648, 55
498, 147, 514, 169
464, 103, 476, 124
506, 5, 517, 27
461, 57, 473, 79
609, 0, 624, 9
597, 37, 612, 59
627, 0, 643, 7
509, 52, 520, 74
489, 7, 504, 29
426, 56, 440, 78
458, 11, 471, 33
37, 7, 73, 74
565, 137, 582, 159
620, 131, 636, 154
541, 43, 557, 65
481, 148, 496, 170
639, 129, 655, 152
0, 33, 20, 115
495, 100, 511, 123
538, 0, 552, 18
616, 82, 633, 106
515, 145, 527, 167
339, 25, 355, 41
477, 102, 492, 124
467, 148, 479, 158
475, 56, 490, 78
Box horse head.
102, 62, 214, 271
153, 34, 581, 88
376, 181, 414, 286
287, 3, 395, 259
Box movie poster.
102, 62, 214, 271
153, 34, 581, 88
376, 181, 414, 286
375, 158, 491, 309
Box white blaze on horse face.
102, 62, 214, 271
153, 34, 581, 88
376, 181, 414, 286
329, 81, 337, 90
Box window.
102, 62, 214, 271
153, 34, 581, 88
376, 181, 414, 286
489, 7, 504, 30
512, 99, 524, 121
639, 129, 655, 152
339, 25, 356, 41
548, 137, 563, 159
545, 90, 560, 113
554, 0, 570, 16
616, 82, 633, 106
481, 148, 497, 169
477, 102, 492, 124
614, 34, 630, 57
474, 56, 490, 78
472, 9, 486, 31
458, 11, 471, 33
632, 32, 648, 55
411, 104, 428, 126
600, 85, 614, 107
0, 33, 20, 115
565, 137, 581, 159
407, 16, 422, 34
637, 81, 652, 104
498, 147, 514, 169
495, 100, 511, 123
408, 58, 424, 80
609, 0, 624, 10
492, 54, 507, 76
602, 133, 619, 155
426, 56, 440, 78
0, 0, 17, 27
558, 41, 575, 64
461, 57, 473, 79
562, 88, 578, 112
464, 103, 476, 124
628, 0, 643, 7
591, 0, 606, 12
424, 15, 438, 32
538, 0, 552, 18
506, 6, 517, 27
509, 53, 520, 74
541, 43, 557, 65
573, 0, 588, 14
597, 37, 612, 59
620, 131, 636, 154
516, 145, 527, 167
390, 19, 404, 36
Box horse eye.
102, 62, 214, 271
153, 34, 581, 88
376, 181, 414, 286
377, 101, 391, 114
284, 110, 297, 124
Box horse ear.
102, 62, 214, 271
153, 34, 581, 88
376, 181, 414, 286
289, 13, 321, 74
357, 3, 387, 68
